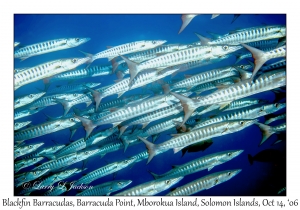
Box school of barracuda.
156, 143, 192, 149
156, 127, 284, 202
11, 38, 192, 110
14, 15, 286, 196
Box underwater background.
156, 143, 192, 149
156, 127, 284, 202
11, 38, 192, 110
14, 14, 286, 196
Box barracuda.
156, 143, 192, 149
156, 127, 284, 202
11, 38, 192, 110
14, 107, 45, 120
77, 180, 132, 196
255, 122, 286, 145
86, 65, 182, 111
199, 25, 286, 46
14, 143, 44, 159
21, 145, 65, 159
166, 169, 241, 196
76, 92, 191, 138
122, 44, 242, 86
150, 150, 243, 179
32, 148, 100, 172
47, 82, 100, 95
192, 102, 285, 130
170, 69, 286, 126
261, 59, 286, 71
49, 127, 118, 159
74, 158, 136, 185
241, 44, 286, 80
138, 119, 256, 164
169, 65, 245, 91
14, 117, 80, 143
89, 40, 166, 63
14, 169, 50, 188
114, 176, 183, 196
118, 103, 184, 137
18, 168, 82, 196
27, 92, 84, 110
14, 92, 46, 109
15, 157, 44, 173
221, 98, 268, 112
14, 57, 90, 90
14, 121, 31, 130
235, 46, 278, 64
14, 37, 90, 60
112, 44, 190, 72
265, 113, 286, 125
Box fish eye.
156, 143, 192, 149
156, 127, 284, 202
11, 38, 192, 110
33, 171, 37, 175
228, 172, 232, 176
70, 118, 75, 122
152, 41, 156, 44
73, 93, 78, 97
72, 58, 78, 63
228, 153, 232, 156
188, 45, 192, 48
275, 103, 279, 108
222, 45, 229, 50
110, 187, 113, 190
23, 177, 26, 180
166, 180, 170, 184
214, 179, 219, 184
118, 182, 122, 185
85, 151, 89, 155
124, 160, 128, 163
29, 145, 32, 148
29, 94, 33, 98
15, 123, 19, 126
239, 121, 245, 126
75, 38, 80, 42
239, 65, 244, 69
33, 158, 36, 161
16, 151, 20, 154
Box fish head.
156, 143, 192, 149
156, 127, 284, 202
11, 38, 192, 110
216, 169, 242, 185
26, 142, 45, 151
78, 148, 100, 159
211, 45, 243, 57
30, 157, 44, 164
28, 169, 50, 180
46, 144, 66, 154
14, 121, 31, 129
216, 150, 244, 163
233, 64, 252, 71
66, 37, 91, 47
60, 117, 81, 129
85, 82, 101, 88
118, 157, 136, 168
60, 57, 91, 70
57, 168, 80, 179
227, 119, 257, 133
143, 40, 167, 49
111, 180, 133, 191
260, 103, 286, 115
272, 25, 286, 37
155, 176, 184, 192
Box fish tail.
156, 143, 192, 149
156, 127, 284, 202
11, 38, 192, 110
255, 122, 275, 146
170, 91, 199, 127
119, 55, 139, 87
240, 43, 268, 81
79, 50, 94, 67
234, 54, 244, 64
54, 98, 71, 116
138, 136, 158, 164
42, 77, 52, 91
42, 154, 56, 160
120, 136, 131, 153
84, 86, 103, 112
231, 14, 240, 24
110, 58, 119, 73
248, 154, 254, 165
118, 125, 128, 138
178, 14, 196, 34
74, 115, 97, 138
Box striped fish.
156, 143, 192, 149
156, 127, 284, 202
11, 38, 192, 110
47, 82, 101, 95
261, 59, 286, 71
265, 113, 286, 125
14, 121, 31, 130
166, 169, 241, 196
15, 169, 50, 188
255, 122, 286, 145
14, 143, 44, 159
14, 107, 45, 120
138, 119, 256, 164
14, 117, 80, 143
15, 157, 44, 173
14, 38, 90, 60
14, 92, 46, 109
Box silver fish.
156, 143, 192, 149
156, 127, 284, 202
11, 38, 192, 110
14, 37, 90, 60
21, 144, 65, 159
77, 180, 132, 196
149, 150, 243, 179
14, 92, 46, 109
14, 143, 44, 159
114, 176, 183, 196
255, 122, 286, 145
14, 121, 31, 131
166, 169, 241, 196
14, 57, 90, 90
15, 157, 44, 173
47, 82, 101, 95
15, 169, 50, 187
265, 113, 286, 125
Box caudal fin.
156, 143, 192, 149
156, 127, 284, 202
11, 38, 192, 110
148, 170, 160, 180
119, 55, 139, 88
170, 92, 199, 127
255, 122, 275, 146
74, 115, 97, 138
240, 43, 268, 81
79, 50, 94, 68
84, 86, 103, 112
248, 154, 254, 165
54, 98, 72, 116
138, 136, 158, 164
178, 14, 197, 34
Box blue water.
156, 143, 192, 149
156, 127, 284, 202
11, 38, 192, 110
14, 14, 286, 196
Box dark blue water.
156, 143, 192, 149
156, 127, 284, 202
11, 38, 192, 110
14, 14, 286, 196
